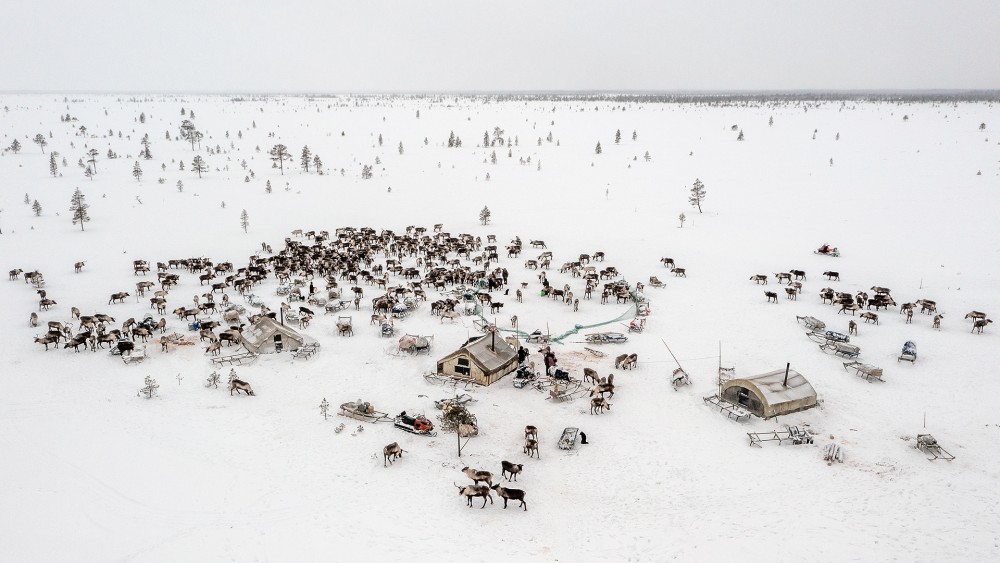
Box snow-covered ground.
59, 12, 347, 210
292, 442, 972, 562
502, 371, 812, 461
1, 94, 998, 562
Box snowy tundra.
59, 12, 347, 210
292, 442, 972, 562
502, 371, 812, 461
1, 93, 998, 562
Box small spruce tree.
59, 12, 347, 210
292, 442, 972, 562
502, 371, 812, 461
132, 161, 143, 182
49, 153, 58, 177
688, 178, 707, 214
70, 188, 91, 231
615, 129, 621, 144
479, 206, 491, 225
138, 376, 159, 399
191, 155, 207, 178
269, 144, 291, 175
32, 200, 42, 217
240, 209, 249, 233
300, 145, 312, 172
595, 141, 602, 154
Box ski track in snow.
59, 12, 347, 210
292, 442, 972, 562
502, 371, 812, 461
1, 94, 999, 561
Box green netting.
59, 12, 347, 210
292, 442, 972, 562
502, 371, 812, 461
471, 280, 645, 344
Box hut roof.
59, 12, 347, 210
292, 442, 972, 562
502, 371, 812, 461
737, 368, 816, 405
240, 316, 304, 352
463, 333, 517, 373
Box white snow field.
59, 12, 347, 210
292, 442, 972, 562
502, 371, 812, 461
1, 94, 998, 562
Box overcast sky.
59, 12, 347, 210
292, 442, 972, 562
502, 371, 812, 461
3, 0, 998, 92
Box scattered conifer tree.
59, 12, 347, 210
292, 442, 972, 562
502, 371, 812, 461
191, 155, 207, 178
688, 178, 707, 213
300, 145, 312, 172
269, 144, 291, 175
33, 134, 47, 153
70, 188, 91, 230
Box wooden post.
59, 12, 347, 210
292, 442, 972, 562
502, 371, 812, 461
783, 362, 791, 387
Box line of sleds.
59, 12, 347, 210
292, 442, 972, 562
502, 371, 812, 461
806, 329, 861, 359
799, 315, 916, 376
338, 400, 437, 437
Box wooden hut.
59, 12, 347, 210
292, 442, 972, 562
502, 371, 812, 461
436, 333, 519, 386
721, 368, 817, 419
239, 316, 305, 354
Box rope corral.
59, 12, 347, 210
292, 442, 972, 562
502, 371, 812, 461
470, 280, 641, 345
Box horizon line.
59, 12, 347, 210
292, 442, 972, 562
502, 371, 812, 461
2, 88, 999, 97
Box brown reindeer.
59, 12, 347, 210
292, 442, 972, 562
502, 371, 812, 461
932, 314, 943, 330
765, 291, 778, 303
590, 397, 612, 414
848, 320, 858, 336
491, 484, 527, 511
74, 261, 85, 273
383, 442, 404, 467
523, 438, 539, 458
230, 379, 255, 395
973, 319, 992, 334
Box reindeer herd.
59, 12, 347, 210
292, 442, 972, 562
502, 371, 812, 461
752, 267, 989, 334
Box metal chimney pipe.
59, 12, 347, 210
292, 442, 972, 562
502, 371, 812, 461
783, 362, 790, 387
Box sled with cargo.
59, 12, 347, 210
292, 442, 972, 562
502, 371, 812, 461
585, 332, 628, 345
558, 427, 579, 450
339, 400, 391, 423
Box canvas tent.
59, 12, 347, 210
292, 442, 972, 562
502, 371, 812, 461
437, 333, 519, 386
721, 368, 817, 419
239, 316, 305, 354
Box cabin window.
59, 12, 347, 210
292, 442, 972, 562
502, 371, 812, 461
455, 357, 470, 376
